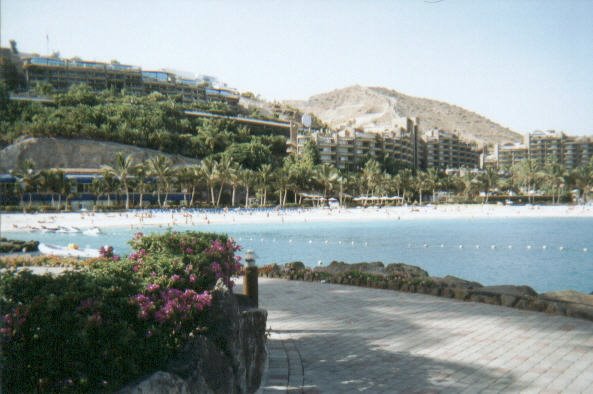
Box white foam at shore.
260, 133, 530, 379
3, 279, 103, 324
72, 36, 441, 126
2, 204, 593, 233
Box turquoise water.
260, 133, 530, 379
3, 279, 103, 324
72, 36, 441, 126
3, 217, 593, 293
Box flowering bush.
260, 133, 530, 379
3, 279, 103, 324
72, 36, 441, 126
0, 231, 243, 393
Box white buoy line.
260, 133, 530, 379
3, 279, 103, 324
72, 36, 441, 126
234, 237, 589, 252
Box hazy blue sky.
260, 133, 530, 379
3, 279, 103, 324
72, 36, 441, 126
3, 0, 593, 135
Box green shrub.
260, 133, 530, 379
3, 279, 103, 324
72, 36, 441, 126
0, 231, 243, 392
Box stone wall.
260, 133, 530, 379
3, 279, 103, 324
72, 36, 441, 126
260, 261, 593, 323
118, 292, 267, 394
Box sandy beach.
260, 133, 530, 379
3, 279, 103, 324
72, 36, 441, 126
2, 204, 593, 234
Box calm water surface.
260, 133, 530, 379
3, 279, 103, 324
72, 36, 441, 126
4, 217, 593, 293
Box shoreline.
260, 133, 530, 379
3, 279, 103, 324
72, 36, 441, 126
2, 204, 593, 233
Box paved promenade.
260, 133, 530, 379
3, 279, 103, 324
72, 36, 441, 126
254, 278, 593, 393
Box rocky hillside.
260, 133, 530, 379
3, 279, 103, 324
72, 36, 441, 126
0, 138, 200, 172
285, 85, 522, 146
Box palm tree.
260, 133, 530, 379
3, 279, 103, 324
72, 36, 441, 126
12, 159, 37, 208
258, 163, 273, 206
315, 163, 339, 201
99, 169, 119, 207
103, 152, 135, 210
425, 168, 441, 203
216, 156, 234, 207
570, 165, 593, 204
133, 161, 150, 208
542, 159, 566, 204
200, 157, 218, 206
228, 163, 242, 207
335, 174, 344, 207
397, 168, 413, 204
38, 170, 59, 208
148, 155, 173, 208
52, 170, 72, 211
476, 167, 499, 203
241, 168, 256, 208
361, 159, 382, 199
512, 159, 541, 203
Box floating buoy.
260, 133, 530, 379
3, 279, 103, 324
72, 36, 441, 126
440, 244, 445, 248
459, 245, 463, 249
288, 239, 292, 243
364, 242, 368, 247
491, 245, 496, 250
475, 245, 480, 249
407, 243, 412, 248
338, 241, 342, 245
423, 243, 428, 248
559, 246, 565, 251
527, 245, 532, 250
324, 240, 329, 244
508, 245, 513, 249
308, 240, 313, 244
542, 245, 547, 250
583, 248, 588, 252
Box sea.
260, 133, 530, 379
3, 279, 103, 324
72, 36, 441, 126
3, 217, 593, 294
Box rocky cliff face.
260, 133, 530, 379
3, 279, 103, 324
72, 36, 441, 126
118, 292, 268, 394
0, 138, 200, 172
285, 85, 523, 146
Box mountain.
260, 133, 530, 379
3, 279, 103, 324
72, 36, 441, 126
284, 85, 523, 146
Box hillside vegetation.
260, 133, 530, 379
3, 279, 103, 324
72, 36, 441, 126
0, 84, 287, 171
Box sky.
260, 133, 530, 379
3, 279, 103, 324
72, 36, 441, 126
2, 0, 593, 135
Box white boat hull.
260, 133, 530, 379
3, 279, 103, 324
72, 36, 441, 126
38, 243, 100, 258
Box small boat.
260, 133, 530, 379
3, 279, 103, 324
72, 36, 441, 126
57, 226, 81, 233
38, 243, 100, 258
83, 227, 103, 236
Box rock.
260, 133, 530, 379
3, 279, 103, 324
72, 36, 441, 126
469, 285, 538, 307
540, 291, 593, 321
165, 336, 230, 394
384, 263, 428, 279
283, 261, 305, 271
0, 137, 200, 172
121, 292, 267, 393
118, 371, 189, 394
318, 261, 385, 275
437, 276, 483, 289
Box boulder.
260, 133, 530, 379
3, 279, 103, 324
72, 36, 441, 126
319, 261, 385, 275
385, 263, 429, 279
469, 285, 538, 307
118, 371, 190, 394
283, 261, 305, 271
436, 276, 483, 289
119, 292, 267, 394
540, 291, 593, 321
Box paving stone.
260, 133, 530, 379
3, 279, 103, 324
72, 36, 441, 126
255, 278, 593, 393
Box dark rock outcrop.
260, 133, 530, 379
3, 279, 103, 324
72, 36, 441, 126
260, 261, 593, 323
119, 292, 267, 394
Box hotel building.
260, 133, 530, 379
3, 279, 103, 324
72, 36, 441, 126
0, 43, 239, 106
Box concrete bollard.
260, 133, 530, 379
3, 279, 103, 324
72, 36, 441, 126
244, 250, 258, 308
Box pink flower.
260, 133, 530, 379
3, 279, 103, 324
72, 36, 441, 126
170, 274, 181, 283
211, 262, 221, 272
189, 274, 197, 283
132, 265, 139, 273
146, 283, 160, 292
